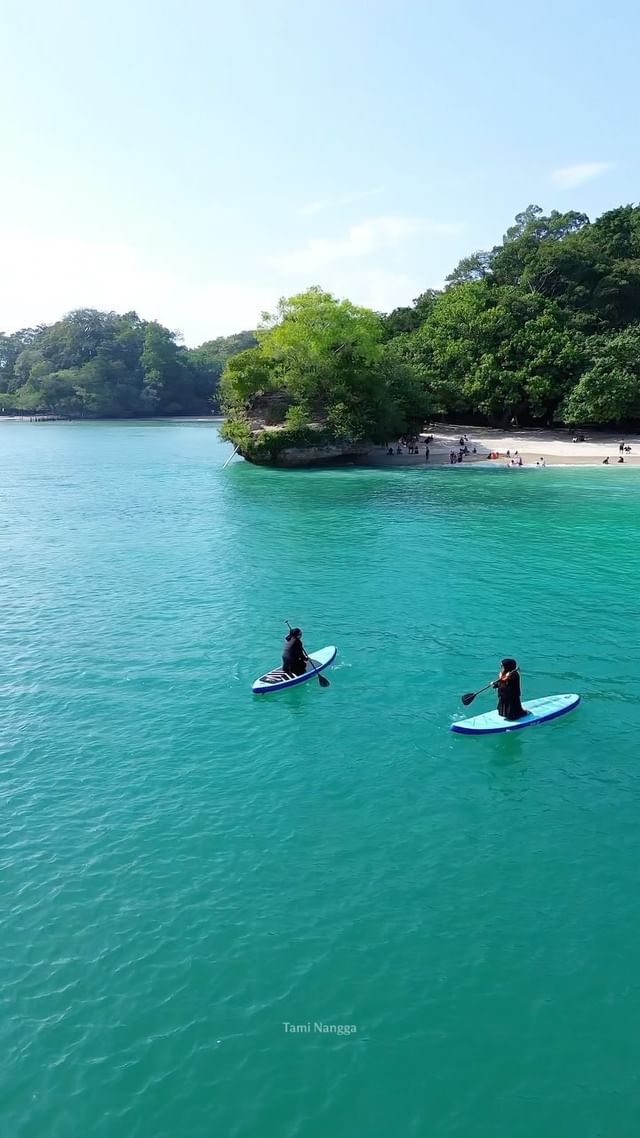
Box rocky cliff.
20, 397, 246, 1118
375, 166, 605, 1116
225, 418, 372, 467
242, 440, 371, 467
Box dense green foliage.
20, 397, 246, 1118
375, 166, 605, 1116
408, 202, 640, 426
221, 204, 640, 453
220, 287, 429, 451
5, 202, 640, 431
0, 311, 255, 417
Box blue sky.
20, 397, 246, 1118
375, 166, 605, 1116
2, 0, 639, 344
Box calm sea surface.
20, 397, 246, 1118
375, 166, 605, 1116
2, 420, 639, 1137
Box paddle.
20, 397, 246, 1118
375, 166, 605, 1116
461, 669, 517, 707
285, 621, 330, 688
461, 681, 495, 707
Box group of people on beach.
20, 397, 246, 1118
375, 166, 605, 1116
382, 429, 637, 468
602, 442, 632, 465
400, 435, 423, 454
385, 432, 483, 463
386, 435, 433, 460
449, 435, 477, 464
505, 451, 549, 468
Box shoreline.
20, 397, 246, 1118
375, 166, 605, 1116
367, 425, 640, 468
0, 414, 222, 424
3, 415, 639, 468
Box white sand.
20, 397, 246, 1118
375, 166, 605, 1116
425, 426, 640, 466
369, 426, 640, 467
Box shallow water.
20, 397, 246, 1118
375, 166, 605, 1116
2, 420, 639, 1137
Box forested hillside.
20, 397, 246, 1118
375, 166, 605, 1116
0, 310, 255, 417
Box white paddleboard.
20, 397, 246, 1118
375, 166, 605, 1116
252, 646, 337, 694
451, 693, 580, 735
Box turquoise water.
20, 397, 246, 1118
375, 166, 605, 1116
2, 420, 640, 1138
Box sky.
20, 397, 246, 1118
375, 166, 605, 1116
2, 0, 639, 345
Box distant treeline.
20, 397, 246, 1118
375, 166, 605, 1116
0, 310, 255, 417
4, 203, 640, 428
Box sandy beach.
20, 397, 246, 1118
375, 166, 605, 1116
368, 425, 640, 468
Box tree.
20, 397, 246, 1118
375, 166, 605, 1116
408, 281, 494, 417
587, 204, 640, 260
140, 323, 185, 413
562, 326, 640, 424
408, 281, 584, 424
1, 309, 243, 417
257, 287, 383, 403
219, 347, 278, 409
0, 333, 23, 395
383, 289, 440, 336
446, 251, 494, 286
221, 287, 429, 448
186, 330, 257, 412
197, 330, 257, 360
491, 207, 590, 288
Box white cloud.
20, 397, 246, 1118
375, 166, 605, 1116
549, 162, 613, 189
319, 268, 423, 314
298, 186, 387, 216
270, 214, 459, 274
0, 231, 272, 345
0, 212, 457, 345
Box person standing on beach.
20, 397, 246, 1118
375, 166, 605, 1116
425, 445, 430, 462
619, 440, 625, 454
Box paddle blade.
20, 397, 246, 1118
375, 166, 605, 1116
318, 674, 330, 688
461, 692, 476, 706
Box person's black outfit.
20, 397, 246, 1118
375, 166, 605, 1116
282, 630, 307, 676
495, 658, 527, 720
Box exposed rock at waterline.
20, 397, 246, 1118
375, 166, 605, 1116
241, 441, 371, 468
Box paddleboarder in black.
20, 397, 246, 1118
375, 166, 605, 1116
493, 658, 529, 720
282, 627, 307, 676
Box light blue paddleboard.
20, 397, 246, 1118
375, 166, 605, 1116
450, 693, 580, 735
252, 646, 337, 694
